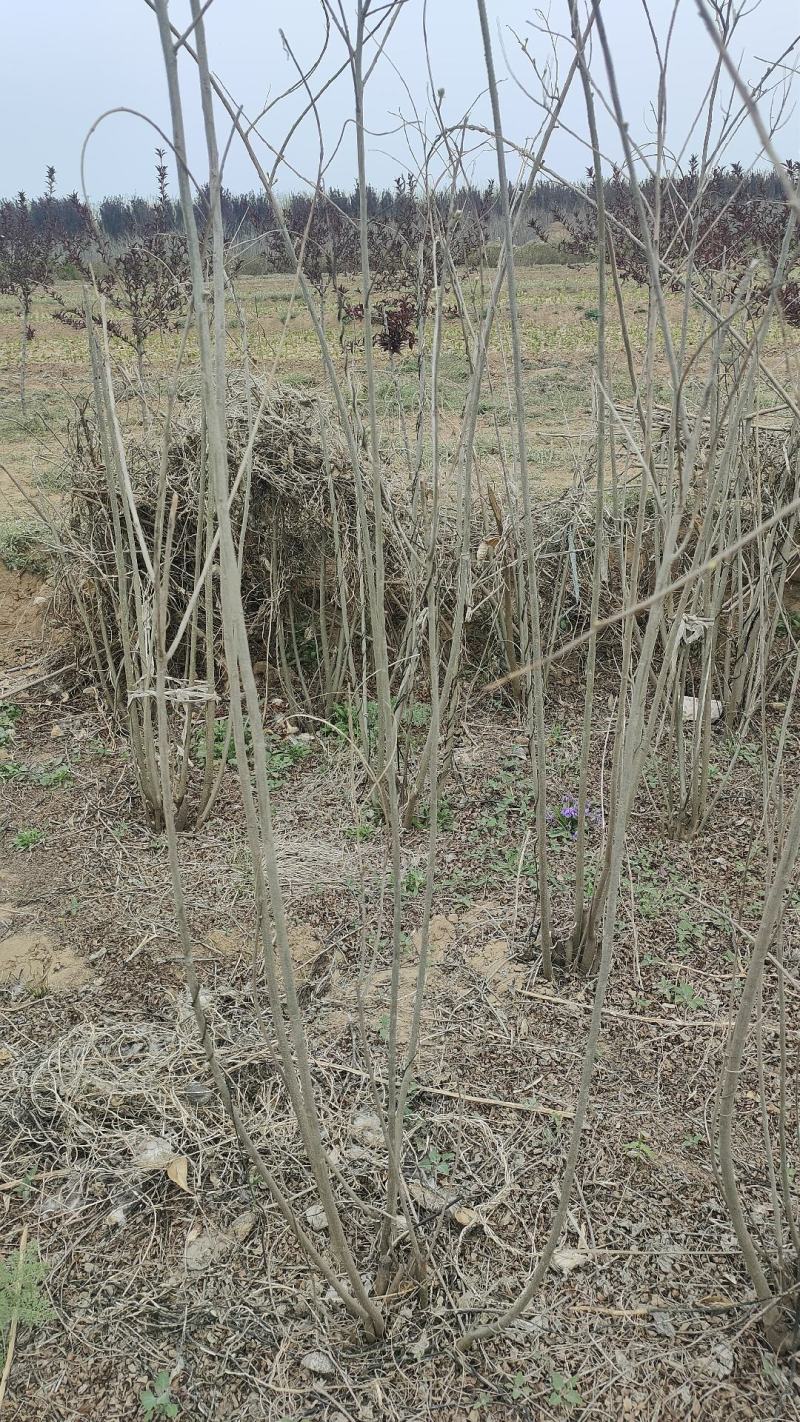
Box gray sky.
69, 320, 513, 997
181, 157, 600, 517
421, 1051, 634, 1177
2, 2, 798, 201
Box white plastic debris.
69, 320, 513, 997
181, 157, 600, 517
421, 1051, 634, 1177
682, 695, 722, 723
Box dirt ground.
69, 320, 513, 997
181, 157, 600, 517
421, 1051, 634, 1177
1, 572, 799, 1419
1, 266, 800, 1420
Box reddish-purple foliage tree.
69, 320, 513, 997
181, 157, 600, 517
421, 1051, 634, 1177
556, 158, 800, 324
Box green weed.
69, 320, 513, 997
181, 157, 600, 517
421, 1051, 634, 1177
549, 1370, 584, 1412
0, 760, 71, 788
419, 1143, 454, 1179
139, 1371, 179, 1419
0, 704, 22, 747
194, 715, 244, 766
675, 912, 701, 955
622, 1137, 656, 1164
414, 796, 455, 832
196, 716, 310, 787
403, 866, 427, 896
0, 1243, 52, 1366
658, 978, 706, 1011
35, 763, 72, 788
0, 761, 27, 782
344, 820, 377, 842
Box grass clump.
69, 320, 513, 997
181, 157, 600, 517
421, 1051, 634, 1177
481, 239, 571, 266
195, 716, 310, 789
0, 519, 49, 575
0, 704, 22, 747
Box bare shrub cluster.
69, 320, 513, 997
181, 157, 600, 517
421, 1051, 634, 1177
36, 0, 800, 1363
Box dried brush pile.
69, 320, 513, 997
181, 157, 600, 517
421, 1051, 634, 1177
59, 373, 599, 702
61, 370, 799, 717
59, 378, 419, 684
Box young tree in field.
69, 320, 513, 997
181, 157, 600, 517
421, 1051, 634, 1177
55, 151, 190, 401
281, 188, 359, 322
98, 150, 190, 386
0, 167, 80, 416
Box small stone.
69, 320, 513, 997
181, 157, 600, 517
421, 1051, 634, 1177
350, 1110, 383, 1150
185, 1227, 231, 1272
231, 1210, 257, 1242
304, 1201, 328, 1232
651, 1310, 676, 1339
128, 1134, 176, 1171
682, 695, 722, 723
300, 1350, 335, 1378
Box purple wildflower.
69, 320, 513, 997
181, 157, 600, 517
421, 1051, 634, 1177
549, 792, 602, 839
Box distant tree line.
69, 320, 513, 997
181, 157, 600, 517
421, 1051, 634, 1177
3, 160, 793, 250
9, 173, 559, 249
1, 157, 798, 412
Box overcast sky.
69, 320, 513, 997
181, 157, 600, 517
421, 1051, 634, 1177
2, 1, 798, 201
